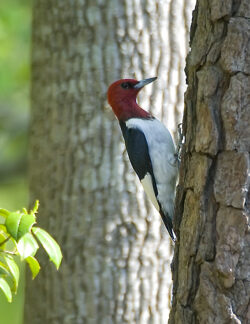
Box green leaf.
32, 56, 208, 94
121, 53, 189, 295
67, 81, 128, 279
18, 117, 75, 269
0, 225, 7, 233
0, 209, 10, 219
5, 212, 22, 240
4, 256, 19, 293
17, 213, 36, 240
0, 231, 9, 249
25, 256, 40, 279
0, 261, 10, 276
32, 227, 62, 270
31, 200, 39, 214
5, 211, 36, 241
17, 233, 39, 260
0, 277, 12, 302
22, 208, 28, 214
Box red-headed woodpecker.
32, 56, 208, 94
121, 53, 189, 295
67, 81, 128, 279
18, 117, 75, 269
107, 77, 178, 240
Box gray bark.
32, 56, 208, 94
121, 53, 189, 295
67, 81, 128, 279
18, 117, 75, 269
170, 1, 250, 323
25, 0, 194, 323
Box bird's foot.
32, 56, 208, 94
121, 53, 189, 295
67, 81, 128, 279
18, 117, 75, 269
175, 123, 184, 167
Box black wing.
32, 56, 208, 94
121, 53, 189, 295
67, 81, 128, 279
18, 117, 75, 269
120, 121, 158, 191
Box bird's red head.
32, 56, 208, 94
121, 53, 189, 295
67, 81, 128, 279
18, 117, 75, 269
107, 77, 157, 121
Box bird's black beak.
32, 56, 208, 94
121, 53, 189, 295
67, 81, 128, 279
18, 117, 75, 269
134, 77, 157, 89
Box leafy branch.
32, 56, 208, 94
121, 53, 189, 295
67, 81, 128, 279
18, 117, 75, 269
0, 200, 62, 302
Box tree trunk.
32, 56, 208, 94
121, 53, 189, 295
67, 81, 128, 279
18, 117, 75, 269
170, 1, 250, 323
25, 0, 194, 323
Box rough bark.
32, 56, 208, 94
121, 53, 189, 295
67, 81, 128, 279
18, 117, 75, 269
170, 1, 250, 323
25, 0, 194, 323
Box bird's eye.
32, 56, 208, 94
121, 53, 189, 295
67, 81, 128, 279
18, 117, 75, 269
121, 82, 131, 89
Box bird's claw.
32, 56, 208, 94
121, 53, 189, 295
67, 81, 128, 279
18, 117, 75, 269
176, 123, 184, 167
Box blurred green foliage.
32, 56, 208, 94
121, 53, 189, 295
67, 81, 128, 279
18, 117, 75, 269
0, 0, 30, 102
0, 0, 30, 207
0, 1, 31, 323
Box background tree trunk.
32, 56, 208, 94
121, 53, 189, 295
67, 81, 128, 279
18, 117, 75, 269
170, 1, 250, 323
25, 0, 194, 323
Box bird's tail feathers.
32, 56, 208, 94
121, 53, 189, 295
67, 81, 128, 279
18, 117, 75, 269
160, 210, 176, 241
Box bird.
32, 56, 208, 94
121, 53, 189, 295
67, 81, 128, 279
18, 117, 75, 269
107, 77, 178, 240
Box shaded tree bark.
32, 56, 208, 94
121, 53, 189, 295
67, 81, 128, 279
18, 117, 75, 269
25, 0, 194, 323
170, 0, 250, 323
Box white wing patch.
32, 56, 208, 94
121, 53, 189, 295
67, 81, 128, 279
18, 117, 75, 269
141, 173, 160, 211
